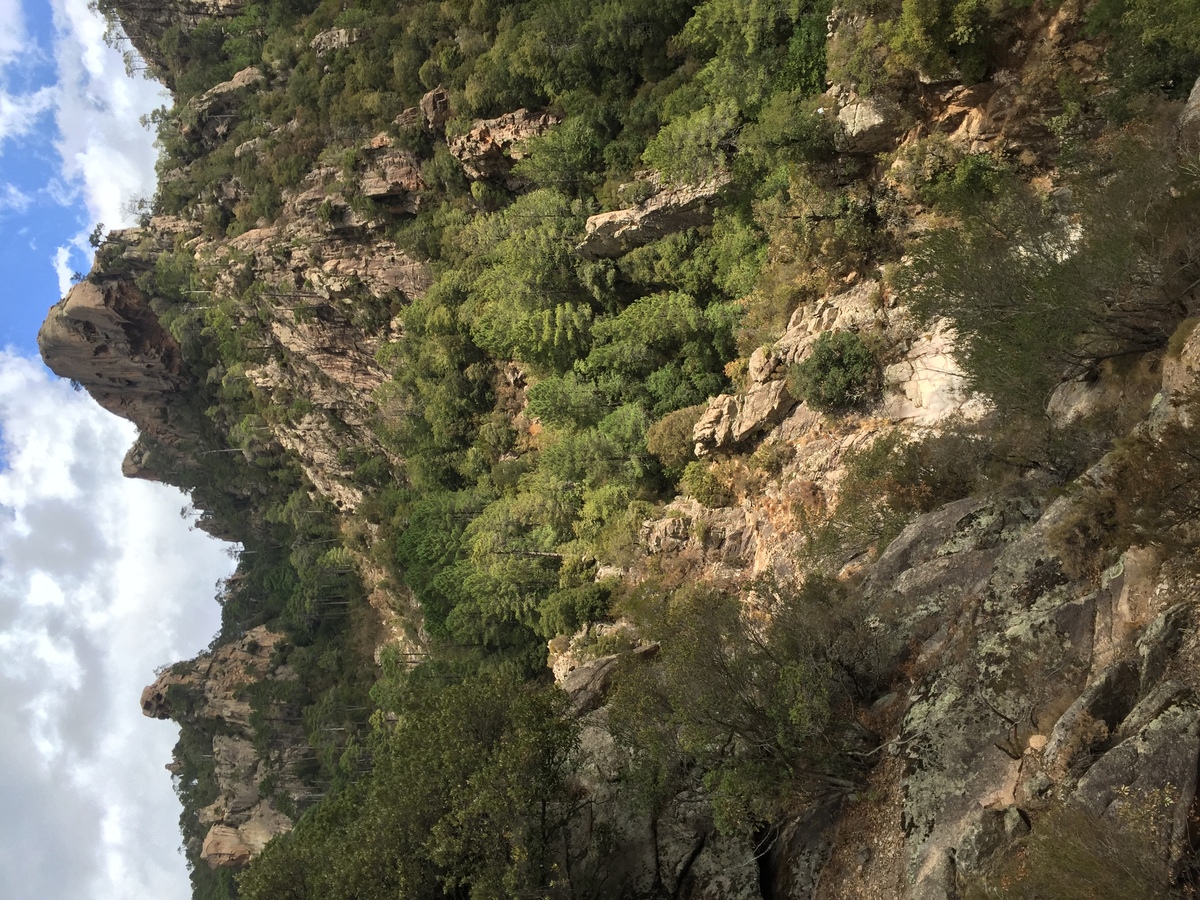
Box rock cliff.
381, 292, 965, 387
38, 276, 189, 442
142, 627, 307, 869
41, 0, 1200, 896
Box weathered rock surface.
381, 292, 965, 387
1070, 702, 1200, 872
883, 323, 983, 424
310, 27, 359, 56
693, 382, 795, 455
141, 626, 287, 727
419, 86, 451, 132
356, 133, 425, 212
182, 67, 265, 148
836, 95, 904, 154
576, 175, 731, 260
38, 277, 188, 441
448, 108, 562, 180
200, 802, 295, 868
142, 627, 305, 868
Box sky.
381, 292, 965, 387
0, 1, 236, 899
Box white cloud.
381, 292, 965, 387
50, 0, 166, 230
52, 244, 74, 294
0, 85, 55, 144
0, 183, 32, 213
0, 352, 232, 900
0, 0, 26, 69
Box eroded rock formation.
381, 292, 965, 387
576, 175, 732, 260
448, 108, 563, 180
38, 277, 189, 442
142, 627, 306, 869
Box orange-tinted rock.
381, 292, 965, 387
448, 109, 562, 180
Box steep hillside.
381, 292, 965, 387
40, 0, 1200, 897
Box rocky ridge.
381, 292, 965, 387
142, 627, 308, 869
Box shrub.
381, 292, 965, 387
801, 427, 985, 569
965, 802, 1176, 900
788, 330, 879, 412
642, 101, 738, 185
539, 582, 613, 638
647, 404, 706, 477
608, 577, 872, 834
681, 460, 733, 508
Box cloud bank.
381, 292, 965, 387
50, 0, 167, 227
0, 354, 232, 900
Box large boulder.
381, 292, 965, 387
448, 109, 562, 180
419, 86, 451, 132
692, 381, 794, 456
836, 95, 904, 154
576, 175, 731, 260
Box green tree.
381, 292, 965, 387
610, 578, 873, 833
238, 675, 580, 900
901, 131, 1200, 415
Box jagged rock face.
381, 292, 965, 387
141, 626, 286, 727
357, 133, 425, 213
195, 208, 429, 508
419, 86, 451, 132
576, 175, 731, 261
196, 734, 300, 869
182, 67, 265, 148
448, 108, 562, 180
310, 27, 360, 57
38, 277, 189, 441
142, 626, 304, 868
692, 281, 978, 457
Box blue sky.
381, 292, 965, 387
0, 0, 165, 353
0, 2, 235, 899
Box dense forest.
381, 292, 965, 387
62, 0, 1200, 896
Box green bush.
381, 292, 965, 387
608, 577, 871, 834
642, 101, 738, 185
646, 404, 705, 477
788, 330, 879, 412
681, 461, 733, 508
539, 582, 613, 638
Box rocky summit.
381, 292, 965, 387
47, 0, 1200, 897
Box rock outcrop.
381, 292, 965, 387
310, 27, 360, 57
142, 627, 306, 869
448, 108, 562, 180
181, 66, 265, 148
355, 132, 425, 213
1179, 76, 1200, 151
38, 277, 189, 442
576, 175, 731, 260
835, 94, 904, 154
